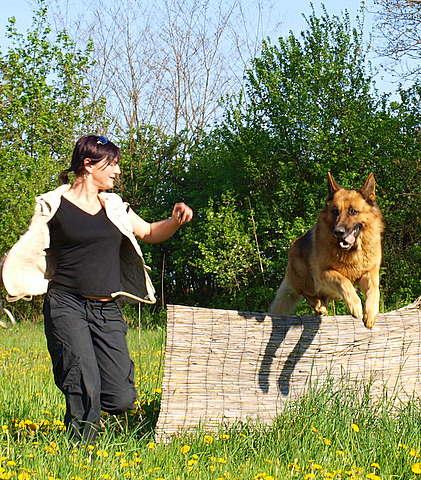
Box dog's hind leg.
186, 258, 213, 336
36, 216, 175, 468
269, 276, 301, 314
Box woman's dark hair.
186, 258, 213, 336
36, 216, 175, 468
59, 135, 121, 184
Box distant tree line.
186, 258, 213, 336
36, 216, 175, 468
0, 1, 419, 319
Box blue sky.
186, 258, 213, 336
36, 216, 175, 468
1, 0, 373, 44
0, 0, 404, 95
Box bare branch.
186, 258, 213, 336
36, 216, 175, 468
372, 0, 421, 79
47, 0, 282, 136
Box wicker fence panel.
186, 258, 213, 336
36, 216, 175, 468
155, 301, 420, 441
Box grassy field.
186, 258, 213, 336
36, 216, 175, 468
0, 320, 420, 480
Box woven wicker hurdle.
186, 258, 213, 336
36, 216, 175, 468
155, 300, 420, 442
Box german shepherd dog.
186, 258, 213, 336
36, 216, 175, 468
270, 172, 384, 329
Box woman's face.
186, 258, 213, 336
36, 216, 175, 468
89, 157, 121, 190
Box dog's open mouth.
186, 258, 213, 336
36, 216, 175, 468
339, 225, 362, 250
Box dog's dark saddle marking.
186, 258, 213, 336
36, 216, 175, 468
296, 229, 313, 255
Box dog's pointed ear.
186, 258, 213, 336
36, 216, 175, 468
327, 172, 341, 198
360, 173, 376, 203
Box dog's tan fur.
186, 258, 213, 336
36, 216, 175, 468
270, 172, 384, 328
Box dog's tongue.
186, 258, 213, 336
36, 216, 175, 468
344, 232, 356, 245
339, 232, 355, 250
339, 232, 356, 249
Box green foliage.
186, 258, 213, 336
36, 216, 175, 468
374, 84, 420, 307
194, 193, 260, 295
118, 126, 188, 218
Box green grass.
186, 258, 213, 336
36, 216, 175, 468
0, 321, 420, 480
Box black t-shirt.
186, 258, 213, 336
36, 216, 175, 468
47, 196, 123, 297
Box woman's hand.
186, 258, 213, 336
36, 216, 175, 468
171, 202, 193, 226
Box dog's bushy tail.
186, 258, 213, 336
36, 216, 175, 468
269, 276, 301, 314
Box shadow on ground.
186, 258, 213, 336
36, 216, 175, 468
102, 396, 162, 440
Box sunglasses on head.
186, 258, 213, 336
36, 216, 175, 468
96, 135, 110, 145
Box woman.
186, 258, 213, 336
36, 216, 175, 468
1, 135, 193, 443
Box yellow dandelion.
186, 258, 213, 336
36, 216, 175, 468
101, 475, 112, 480
209, 465, 216, 472
115, 452, 125, 457
398, 443, 408, 450
6, 461, 16, 467
219, 433, 230, 440
323, 438, 332, 446
254, 473, 267, 480
311, 463, 323, 470
53, 419, 65, 431
44, 442, 59, 455
304, 474, 316, 480
1, 473, 14, 480
370, 463, 380, 469
180, 445, 191, 455
410, 448, 420, 457
203, 434, 214, 445
96, 450, 109, 458
366, 474, 381, 480
147, 441, 156, 450
351, 423, 360, 432
18, 473, 31, 480
411, 463, 421, 474
1, 426, 8, 432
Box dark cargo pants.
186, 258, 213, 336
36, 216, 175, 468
43, 288, 136, 443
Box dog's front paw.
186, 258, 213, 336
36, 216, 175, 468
314, 299, 328, 315
363, 312, 376, 329
315, 305, 328, 316
349, 300, 363, 320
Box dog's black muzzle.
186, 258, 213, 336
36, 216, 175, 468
333, 223, 362, 250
